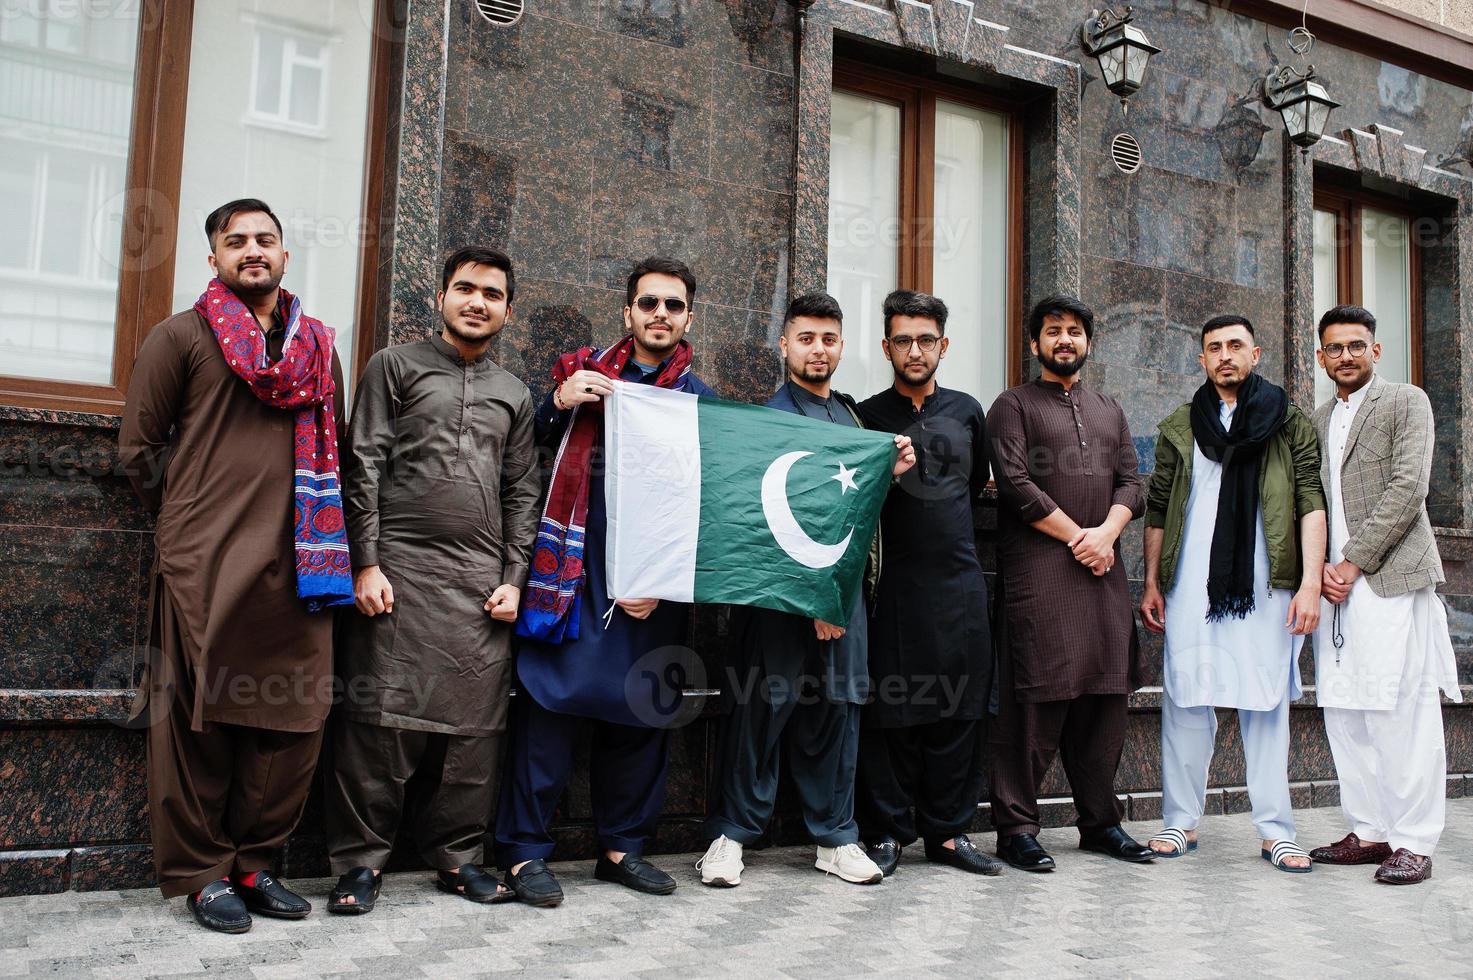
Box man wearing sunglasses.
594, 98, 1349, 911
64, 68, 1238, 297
852, 290, 1001, 878
495, 256, 716, 907
1306, 304, 1460, 885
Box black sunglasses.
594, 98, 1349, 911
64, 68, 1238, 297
634, 295, 688, 315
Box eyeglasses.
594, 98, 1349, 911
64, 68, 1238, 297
634, 295, 688, 315
1321, 341, 1370, 359
887, 335, 940, 353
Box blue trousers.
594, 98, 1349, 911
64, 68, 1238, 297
493, 693, 670, 867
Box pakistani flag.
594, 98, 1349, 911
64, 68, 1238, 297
604, 382, 896, 625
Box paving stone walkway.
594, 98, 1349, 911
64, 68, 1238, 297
5, 801, 1473, 978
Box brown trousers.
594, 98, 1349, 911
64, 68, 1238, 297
987, 693, 1128, 837
323, 718, 501, 874
146, 667, 323, 898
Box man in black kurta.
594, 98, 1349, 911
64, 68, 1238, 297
698, 292, 915, 888
987, 295, 1153, 872
324, 247, 540, 911
856, 290, 999, 877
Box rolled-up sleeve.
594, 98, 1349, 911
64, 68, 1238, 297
1144, 430, 1177, 529
1289, 410, 1327, 519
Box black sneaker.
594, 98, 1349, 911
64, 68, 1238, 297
188, 879, 252, 934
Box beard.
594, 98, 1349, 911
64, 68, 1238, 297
443, 312, 499, 344
1038, 347, 1088, 377
792, 359, 832, 382
220, 261, 282, 298
894, 360, 937, 386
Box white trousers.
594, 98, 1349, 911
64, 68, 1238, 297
1323, 678, 1447, 856
1162, 685, 1295, 842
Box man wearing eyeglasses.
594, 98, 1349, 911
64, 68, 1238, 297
988, 294, 1153, 872
1306, 304, 1460, 886
494, 256, 716, 907
850, 290, 1002, 878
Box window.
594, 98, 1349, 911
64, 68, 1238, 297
0, 2, 139, 386
1312, 186, 1422, 406
0, 0, 395, 413
249, 25, 330, 134
826, 64, 1020, 408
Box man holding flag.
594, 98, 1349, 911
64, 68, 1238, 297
494, 257, 716, 907
697, 292, 915, 888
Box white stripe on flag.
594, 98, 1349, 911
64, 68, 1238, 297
604, 381, 700, 604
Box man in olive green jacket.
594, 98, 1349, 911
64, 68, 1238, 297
1139, 315, 1326, 873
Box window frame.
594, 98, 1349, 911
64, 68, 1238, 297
247, 23, 332, 136
0, 0, 398, 415
831, 60, 1026, 394
1313, 184, 1424, 388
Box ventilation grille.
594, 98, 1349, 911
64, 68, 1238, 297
1110, 132, 1142, 174
475, 0, 524, 26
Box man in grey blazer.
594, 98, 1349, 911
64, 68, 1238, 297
1308, 304, 1461, 885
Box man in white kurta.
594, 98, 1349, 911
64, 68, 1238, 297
1308, 305, 1459, 886
1141, 316, 1326, 872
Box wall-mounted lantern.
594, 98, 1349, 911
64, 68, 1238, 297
1262, 63, 1340, 151
1079, 6, 1161, 113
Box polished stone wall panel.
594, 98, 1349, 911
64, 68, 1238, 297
0, 726, 146, 850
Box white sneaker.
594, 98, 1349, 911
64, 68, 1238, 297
814, 843, 883, 884
697, 835, 744, 887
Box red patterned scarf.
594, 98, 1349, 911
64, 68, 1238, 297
517, 335, 693, 642
195, 277, 352, 611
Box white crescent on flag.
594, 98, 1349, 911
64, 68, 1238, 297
760, 450, 854, 569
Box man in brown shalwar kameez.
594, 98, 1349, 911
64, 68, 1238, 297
987, 294, 1155, 872
120, 198, 349, 933
323, 246, 540, 912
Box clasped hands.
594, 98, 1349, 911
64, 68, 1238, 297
1068, 525, 1117, 577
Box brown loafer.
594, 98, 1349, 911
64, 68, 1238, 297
1374, 848, 1432, 885
1309, 832, 1393, 865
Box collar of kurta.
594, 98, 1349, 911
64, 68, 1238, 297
880, 384, 940, 410
430, 331, 494, 365
1034, 377, 1086, 392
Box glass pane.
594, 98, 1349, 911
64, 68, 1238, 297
0, 4, 137, 384
1361, 207, 1412, 386
254, 30, 284, 116
931, 99, 1009, 409
826, 90, 901, 398
175, 8, 374, 394
289, 63, 324, 126
1312, 207, 1340, 406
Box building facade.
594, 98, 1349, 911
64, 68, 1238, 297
1, 0, 1470, 895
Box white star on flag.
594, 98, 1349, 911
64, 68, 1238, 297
831, 461, 858, 494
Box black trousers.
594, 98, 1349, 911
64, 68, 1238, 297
987, 693, 1128, 837
857, 718, 986, 846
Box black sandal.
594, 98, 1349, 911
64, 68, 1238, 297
436, 863, 516, 904
328, 867, 381, 914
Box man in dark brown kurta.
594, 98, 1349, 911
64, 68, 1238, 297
119, 199, 346, 932
323, 247, 540, 911
987, 295, 1153, 872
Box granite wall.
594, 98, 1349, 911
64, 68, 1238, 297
2, 0, 1472, 896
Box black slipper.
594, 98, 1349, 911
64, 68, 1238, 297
328, 867, 381, 915
436, 863, 516, 904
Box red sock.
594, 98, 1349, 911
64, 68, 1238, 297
236, 871, 259, 888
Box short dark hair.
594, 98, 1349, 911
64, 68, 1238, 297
204, 198, 283, 251
784, 291, 843, 329
626, 256, 697, 307
440, 246, 516, 303
1201, 313, 1254, 344
1317, 304, 1376, 339
882, 290, 948, 336
1024, 294, 1094, 341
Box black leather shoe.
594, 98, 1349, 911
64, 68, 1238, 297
328, 867, 381, 915
505, 859, 564, 908
925, 835, 1005, 876
1079, 825, 1156, 863
436, 864, 516, 904
232, 871, 311, 919
188, 879, 252, 934
594, 853, 678, 895
866, 838, 901, 877
997, 833, 1056, 872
